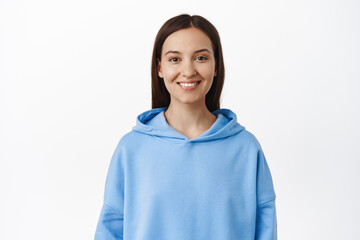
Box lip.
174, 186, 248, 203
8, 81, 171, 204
177, 80, 201, 84
177, 81, 201, 91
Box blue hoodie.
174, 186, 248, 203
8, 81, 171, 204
94, 107, 277, 240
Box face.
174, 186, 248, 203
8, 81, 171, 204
157, 27, 217, 106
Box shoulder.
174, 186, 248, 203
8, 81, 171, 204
113, 129, 149, 151
233, 128, 263, 151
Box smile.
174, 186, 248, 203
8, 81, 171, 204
177, 81, 201, 91
179, 82, 200, 87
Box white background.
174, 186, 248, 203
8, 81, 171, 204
1, 0, 359, 239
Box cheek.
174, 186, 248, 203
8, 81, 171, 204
198, 64, 216, 79
163, 67, 178, 80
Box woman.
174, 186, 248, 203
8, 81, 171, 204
94, 14, 277, 240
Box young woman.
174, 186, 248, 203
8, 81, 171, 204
94, 14, 277, 240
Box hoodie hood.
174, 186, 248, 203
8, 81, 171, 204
132, 107, 245, 143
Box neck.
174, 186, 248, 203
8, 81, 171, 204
164, 100, 217, 137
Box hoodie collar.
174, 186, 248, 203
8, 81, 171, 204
132, 107, 245, 143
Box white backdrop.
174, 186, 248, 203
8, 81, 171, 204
1, 0, 359, 239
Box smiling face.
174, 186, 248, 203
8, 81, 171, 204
157, 27, 217, 106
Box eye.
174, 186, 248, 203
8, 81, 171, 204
169, 57, 179, 62
196, 56, 208, 61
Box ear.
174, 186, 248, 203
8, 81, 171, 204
157, 58, 163, 78
214, 69, 217, 77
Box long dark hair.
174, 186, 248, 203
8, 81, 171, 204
151, 14, 225, 112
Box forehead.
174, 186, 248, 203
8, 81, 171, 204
162, 27, 213, 54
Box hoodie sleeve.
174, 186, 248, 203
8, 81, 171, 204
94, 142, 125, 240
255, 148, 277, 240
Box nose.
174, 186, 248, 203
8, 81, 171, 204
181, 60, 197, 77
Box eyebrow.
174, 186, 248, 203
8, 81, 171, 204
164, 48, 211, 56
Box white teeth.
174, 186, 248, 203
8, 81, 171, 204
179, 82, 199, 87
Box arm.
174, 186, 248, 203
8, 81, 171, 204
95, 202, 124, 240
94, 141, 125, 240
255, 199, 277, 239
255, 149, 277, 240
